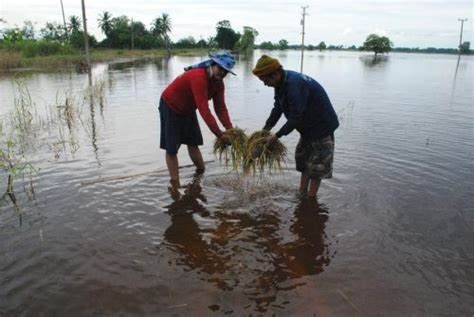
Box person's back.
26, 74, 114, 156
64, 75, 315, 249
162, 68, 223, 116
252, 54, 338, 198
276, 70, 339, 141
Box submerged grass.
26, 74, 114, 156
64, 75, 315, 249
1, 77, 108, 211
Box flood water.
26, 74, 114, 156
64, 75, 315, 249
1, 50, 473, 316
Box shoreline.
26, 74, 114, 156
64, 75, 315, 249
0, 48, 209, 73
1, 48, 471, 74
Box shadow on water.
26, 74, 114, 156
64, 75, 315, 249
163, 173, 331, 313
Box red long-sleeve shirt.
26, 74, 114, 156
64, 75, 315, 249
161, 68, 233, 137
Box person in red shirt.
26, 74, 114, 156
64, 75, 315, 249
159, 51, 236, 190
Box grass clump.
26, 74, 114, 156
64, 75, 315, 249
243, 130, 287, 175
213, 127, 247, 170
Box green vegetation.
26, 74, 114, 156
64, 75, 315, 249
459, 41, 471, 54
1, 15, 471, 72
0, 14, 261, 72
1, 80, 38, 208
243, 130, 287, 175
237, 26, 258, 53
214, 20, 241, 50
317, 41, 326, 51
213, 128, 248, 170
361, 34, 392, 57
0, 78, 107, 211
214, 129, 287, 175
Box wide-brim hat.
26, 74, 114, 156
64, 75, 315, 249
210, 51, 236, 75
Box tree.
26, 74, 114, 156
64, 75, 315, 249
152, 13, 171, 56
259, 41, 275, 50
207, 36, 218, 49
362, 34, 392, 57
214, 20, 240, 50
278, 39, 289, 50
175, 36, 196, 49
98, 11, 113, 46
108, 15, 130, 49
2, 28, 26, 43
68, 15, 81, 33
237, 26, 258, 52
459, 41, 470, 54
40, 22, 67, 43
317, 41, 326, 51
67, 15, 98, 49
196, 38, 207, 48
22, 21, 35, 40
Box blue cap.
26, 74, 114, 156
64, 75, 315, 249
209, 51, 236, 75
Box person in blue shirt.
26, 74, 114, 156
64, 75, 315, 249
252, 55, 339, 198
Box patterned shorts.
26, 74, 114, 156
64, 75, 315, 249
295, 135, 335, 179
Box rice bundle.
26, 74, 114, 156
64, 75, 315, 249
213, 127, 248, 169
243, 130, 287, 175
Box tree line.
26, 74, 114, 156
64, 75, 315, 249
0, 15, 471, 58
0, 15, 259, 57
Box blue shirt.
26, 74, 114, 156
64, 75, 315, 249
264, 70, 339, 140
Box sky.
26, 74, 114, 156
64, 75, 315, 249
1, 0, 473, 48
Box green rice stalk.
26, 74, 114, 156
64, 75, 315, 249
213, 127, 248, 170
243, 130, 287, 175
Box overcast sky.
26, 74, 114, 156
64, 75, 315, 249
1, 0, 473, 48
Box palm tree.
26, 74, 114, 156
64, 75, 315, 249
68, 15, 81, 33
98, 11, 112, 37
152, 13, 171, 56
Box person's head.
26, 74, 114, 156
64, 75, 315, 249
209, 51, 236, 81
252, 55, 283, 87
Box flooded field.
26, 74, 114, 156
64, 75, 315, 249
1, 50, 473, 315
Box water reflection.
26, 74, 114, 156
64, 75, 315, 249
154, 57, 171, 82
164, 173, 225, 277
287, 199, 331, 276
163, 175, 331, 313
245, 199, 330, 312
360, 55, 389, 67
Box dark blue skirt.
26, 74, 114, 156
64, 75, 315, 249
159, 98, 203, 154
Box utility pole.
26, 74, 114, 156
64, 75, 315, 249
59, 0, 68, 37
81, 0, 92, 84
458, 18, 468, 52
300, 6, 309, 73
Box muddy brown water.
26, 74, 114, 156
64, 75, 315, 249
1, 51, 473, 315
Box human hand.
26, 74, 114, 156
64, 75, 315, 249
265, 134, 278, 147
219, 134, 232, 146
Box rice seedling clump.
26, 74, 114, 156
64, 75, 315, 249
243, 130, 287, 174
213, 127, 248, 169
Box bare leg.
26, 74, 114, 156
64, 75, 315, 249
308, 178, 321, 198
299, 173, 310, 196
166, 153, 180, 188
187, 145, 205, 173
